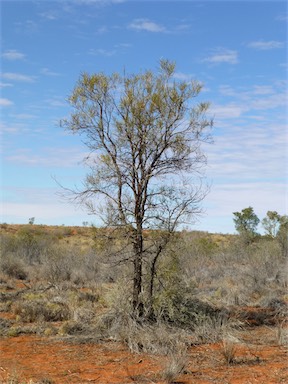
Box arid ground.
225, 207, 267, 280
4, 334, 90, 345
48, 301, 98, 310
0, 225, 287, 383
1, 281, 287, 383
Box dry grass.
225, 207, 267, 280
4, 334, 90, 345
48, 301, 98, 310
220, 337, 238, 365
161, 346, 188, 383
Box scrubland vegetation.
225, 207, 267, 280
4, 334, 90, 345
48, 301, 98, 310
0, 61, 287, 382
0, 220, 287, 383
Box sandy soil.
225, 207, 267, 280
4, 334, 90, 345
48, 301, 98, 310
0, 325, 287, 383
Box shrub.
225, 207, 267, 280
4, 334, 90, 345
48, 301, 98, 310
13, 300, 70, 323
40, 245, 74, 282
59, 320, 87, 336
0, 256, 28, 280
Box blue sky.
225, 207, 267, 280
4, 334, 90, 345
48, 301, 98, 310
1, 0, 287, 233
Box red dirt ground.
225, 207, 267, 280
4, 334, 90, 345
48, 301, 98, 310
0, 326, 287, 383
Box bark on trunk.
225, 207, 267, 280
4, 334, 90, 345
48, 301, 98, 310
147, 245, 162, 321
132, 230, 144, 318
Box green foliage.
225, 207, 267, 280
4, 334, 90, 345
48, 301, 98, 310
261, 211, 287, 257
149, 250, 223, 328
233, 207, 260, 244
28, 217, 35, 225
262, 211, 282, 238
277, 215, 288, 258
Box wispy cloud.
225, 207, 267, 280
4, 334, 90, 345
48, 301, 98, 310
247, 40, 284, 50
45, 97, 67, 107
2, 72, 36, 82
203, 79, 287, 226
206, 128, 286, 180
275, 14, 288, 22
5, 147, 88, 168
12, 114, 37, 120
217, 81, 286, 114
88, 43, 131, 57
88, 48, 116, 56
252, 85, 274, 95
200, 180, 286, 232
0, 82, 13, 88
173, 72, 196, 81
0, 98, 14, 106
203, 48, 238, 64
128, 18, 166, 33
14, 20, 38, 34
40, 68, 61, 76
39, 11, 58, 20
69, 0, 124, 6
2, 49, 25, 60
0, 122, 37, 135
210, 103, 243, 119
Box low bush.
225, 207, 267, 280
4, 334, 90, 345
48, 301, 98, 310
0, 255, 28, 280
161, 346, 188, 383
13, 300, 70, 323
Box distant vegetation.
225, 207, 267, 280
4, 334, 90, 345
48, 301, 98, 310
0, 208, 287, 342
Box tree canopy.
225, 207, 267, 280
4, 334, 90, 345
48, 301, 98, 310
233, 207, 260, 243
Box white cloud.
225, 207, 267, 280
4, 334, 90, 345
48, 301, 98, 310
128, 18, 166, 33
199, 77, 287, 233
88, 48, 116, 56
203, 48, 238, 64
252, 85, 274, 95
173, 72, 196, 81
205, 121, 287, 181
0, 82, 13, 88
12, 114, 37, 120
210, 103, 244, 119
2, 72, 36, 82
39, 11, 58, 20
247, 40, 284, 50
0, 98, 14, 106
72, 0, 124, 4
2, 49, 25, 60
249, 91, 286, 110
276, 14, 288, 22
45, 97, 67, 107
88, 43, 131, 57
216, 81, 287, 115
14, 20, 38, 34
40, 68, 60, 76
0, 122, 36, 135
5, 147, 88, 168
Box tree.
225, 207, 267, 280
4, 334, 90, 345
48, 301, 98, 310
277, 215, 288, 258
261, 211, 287, 257
60, 60, 213, 318
28, 217, 35, 225
262, 211, 282, 238
233, 207, 260, 244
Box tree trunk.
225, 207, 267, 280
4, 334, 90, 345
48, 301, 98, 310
147, 245, 162, 321
132, 229, 144, 318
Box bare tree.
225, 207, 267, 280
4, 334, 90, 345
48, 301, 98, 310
60, 60, 213, 318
